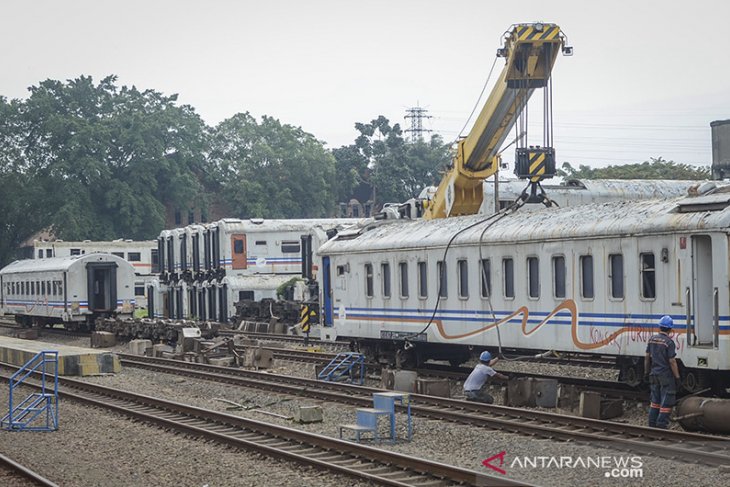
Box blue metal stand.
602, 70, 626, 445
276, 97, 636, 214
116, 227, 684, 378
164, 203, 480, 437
1, 351, 59, 431
317, 352, 365, 384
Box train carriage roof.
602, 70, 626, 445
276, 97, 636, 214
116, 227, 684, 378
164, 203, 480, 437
319, 197, 730, 254
0, 253, 130, 275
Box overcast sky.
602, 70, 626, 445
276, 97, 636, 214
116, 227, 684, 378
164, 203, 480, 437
2, 0, 728, 168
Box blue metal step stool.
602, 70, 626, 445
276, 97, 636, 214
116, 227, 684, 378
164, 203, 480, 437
317, 352, 365, 385
1, 351, 59, 432
339, 391, 412, 443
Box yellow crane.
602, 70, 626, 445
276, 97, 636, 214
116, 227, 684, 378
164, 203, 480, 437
423, 22, 571, 219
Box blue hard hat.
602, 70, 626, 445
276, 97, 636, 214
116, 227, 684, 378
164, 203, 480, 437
659, 315, 674, 329
480, 351, 492, 362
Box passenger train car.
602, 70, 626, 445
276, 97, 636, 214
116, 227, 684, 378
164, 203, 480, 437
0, 253, 136, 329
479, 178, 700, 213
318, 193, 730, 391
28, 239, 157, 309
153, 218, 357, 321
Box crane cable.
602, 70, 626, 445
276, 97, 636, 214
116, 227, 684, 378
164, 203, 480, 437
400, 193, 527, 346
455, 56, 500, 143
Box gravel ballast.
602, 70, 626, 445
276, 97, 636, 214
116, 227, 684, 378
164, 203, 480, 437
2, 329, 729, 486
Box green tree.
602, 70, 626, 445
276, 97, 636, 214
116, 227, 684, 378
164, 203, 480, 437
0, 96, 55, 265
558, 157, 710, 180
19, 75, 209, 240
208, 112, 335, 218
333, 116, 451, 207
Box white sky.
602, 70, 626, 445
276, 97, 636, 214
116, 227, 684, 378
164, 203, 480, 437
2, 0, 729, 168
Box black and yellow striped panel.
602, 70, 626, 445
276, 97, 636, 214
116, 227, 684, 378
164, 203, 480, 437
514, 24, 561, 42
528, 152, 547, 176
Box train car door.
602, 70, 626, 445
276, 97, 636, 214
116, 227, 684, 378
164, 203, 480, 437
691, 235, 715, 346
322, 257, 333, 326
147, 285, 155, 318
198, 289, 206, 320
231, 234, 247, 270
86, 263, 117, 313
219, 284, 228, 322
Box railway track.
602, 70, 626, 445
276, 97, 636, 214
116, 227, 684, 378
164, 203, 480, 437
0, 363, 515, 487
257, 346, 645, 400
0, 452, 58, 487
223, 329, 618, 369
116, 354, 730, 468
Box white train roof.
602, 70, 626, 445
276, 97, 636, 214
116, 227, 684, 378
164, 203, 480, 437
319, 196, 730, 254
213, 218, 359, 232
221, 274, 299, 289
0, 253, 131, 275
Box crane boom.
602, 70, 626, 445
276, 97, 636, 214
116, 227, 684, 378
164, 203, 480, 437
424, 23, 570, 219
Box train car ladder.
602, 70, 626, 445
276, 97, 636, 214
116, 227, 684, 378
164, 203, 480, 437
1, 351, 59, 431
317, 352, 365, 385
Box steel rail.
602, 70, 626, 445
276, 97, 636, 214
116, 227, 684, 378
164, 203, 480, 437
0, 364, 523, 487
258, 347, 644, 400
116, 354, 730, 468
0, 452, 59, 487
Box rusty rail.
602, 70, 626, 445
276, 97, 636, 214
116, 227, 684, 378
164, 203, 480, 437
0, 363, 523, 487
116, 354, 730, 468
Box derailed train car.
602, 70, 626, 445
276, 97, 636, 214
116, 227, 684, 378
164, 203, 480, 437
153, 218, 357, 322
318, 193, 730, 392
0, 253, 136, 330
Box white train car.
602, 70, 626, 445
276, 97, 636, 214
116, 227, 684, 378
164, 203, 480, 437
479, 179, 701, 213
30, 239, 157, 309
0, 253, 136, 329
318, 194, 730, 391
210, 218, 357, 278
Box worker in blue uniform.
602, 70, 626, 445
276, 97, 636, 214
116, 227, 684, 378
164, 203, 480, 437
463, 351, 509, 404
644, 315, 681, 428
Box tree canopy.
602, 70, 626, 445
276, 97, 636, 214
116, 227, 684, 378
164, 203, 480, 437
333, 116, 451, 207
208, 112, 335, 219
558, 157, 710, 180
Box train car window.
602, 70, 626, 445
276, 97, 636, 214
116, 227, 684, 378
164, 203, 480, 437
399, 262, 409, 298
580, 255, 594, 299
46, 249, 52, 258
609, 254, 624, 299
233, 240, 244, 254
281, 241, 301, 253
458, 259, 469, 298
640, 253, 656, 299
128, 252, 141, 262
112, 252, 124, 258
239, 291, 254, 300
134, 286, 145, 296
503, 258, 514, 298
255, 240, 267, 246
38, 249, 43, 259
336, 265, 346, 276
552, 256, 566, 298
365, 263, 373, 298
151, 249, 160, 274
382, 262, 391, 298
418, 261, 427, 298
480, 259, 491, 298
70, 248, 81, 256
527, 257, 539, 298
437, 261, 447, 298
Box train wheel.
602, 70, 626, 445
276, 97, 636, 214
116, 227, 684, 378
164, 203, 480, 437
682, 370, 708, 394
618, 359, 643, 387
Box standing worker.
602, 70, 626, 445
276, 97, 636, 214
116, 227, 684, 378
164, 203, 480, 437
644, 315, 682, 429
463, 351, 508, 404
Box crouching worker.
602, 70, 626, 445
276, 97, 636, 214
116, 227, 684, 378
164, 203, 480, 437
463, 351, 508, 404
645, 315, 681, 429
